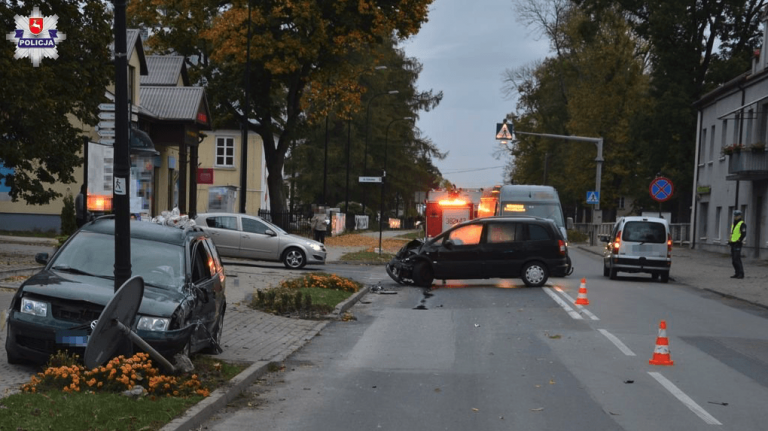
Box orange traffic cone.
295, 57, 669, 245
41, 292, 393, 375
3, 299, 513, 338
574, 278, 590, 305
649, 320, 674, 366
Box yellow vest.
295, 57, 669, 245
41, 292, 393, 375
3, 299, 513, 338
731, 220, 744, 242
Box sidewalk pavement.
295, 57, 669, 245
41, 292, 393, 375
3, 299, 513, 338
3, 232, 767, 430
575, 243, 768, 308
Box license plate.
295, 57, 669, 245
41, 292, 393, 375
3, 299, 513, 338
56, 331, 89, 347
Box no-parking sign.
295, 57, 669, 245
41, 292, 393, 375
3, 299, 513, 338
650, 177, 674, 202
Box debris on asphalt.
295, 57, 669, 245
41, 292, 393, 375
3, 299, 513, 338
708, 401, 729, 406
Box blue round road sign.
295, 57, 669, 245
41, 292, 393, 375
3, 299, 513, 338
650, 177, 674, 202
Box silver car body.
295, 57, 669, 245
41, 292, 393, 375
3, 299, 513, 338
195, 212, 326, 268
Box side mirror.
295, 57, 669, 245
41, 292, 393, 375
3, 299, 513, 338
566, 217, 574, 230
444, 239, 454, 250
35, 252, 49, 265
265, 229, 277, 237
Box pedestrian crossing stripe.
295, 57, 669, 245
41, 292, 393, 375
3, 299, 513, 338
496, 123, 513, 140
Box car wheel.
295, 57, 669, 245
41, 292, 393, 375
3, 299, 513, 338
412, 261, 434, 287
660, 272, 669, 283
651, 272, 659, 280
283, 248, 306, 269
603, 262, 610, 277
202, 307, 225, 354
522, 262, 548, 287
609, 265, 618, 280
386, 264, 405, 285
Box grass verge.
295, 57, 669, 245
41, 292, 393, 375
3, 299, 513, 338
339, 250, 395, 263
0, 354, 246, 431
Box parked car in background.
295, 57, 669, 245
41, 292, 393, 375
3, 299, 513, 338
195, 212, 327, 269
386, 216, 572, 288
600, 216, 672, 282
5, 216, 226, 365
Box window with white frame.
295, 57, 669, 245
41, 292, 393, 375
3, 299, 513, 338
616, 196, 625, 210
709, 125, 715, 161
715, 206, 721, 240
215, 137, 235, 167
720, 119, 728, 157
733, 113, 740, 144
699, 128, 707, 164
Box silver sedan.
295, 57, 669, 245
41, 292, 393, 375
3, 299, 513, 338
195, 212, 326, 269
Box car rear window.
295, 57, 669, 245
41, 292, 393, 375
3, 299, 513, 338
622, 221, 666, 243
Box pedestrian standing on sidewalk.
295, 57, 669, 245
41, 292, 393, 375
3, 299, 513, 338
75, 184, 88, 228
728, 210, 746, 279
311, 206, 328, 244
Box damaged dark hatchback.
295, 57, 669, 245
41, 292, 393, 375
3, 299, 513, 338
387, 216, 573, 288
5, 216, 226, 364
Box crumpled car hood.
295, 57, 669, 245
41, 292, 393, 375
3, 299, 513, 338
20, 270, 185, 318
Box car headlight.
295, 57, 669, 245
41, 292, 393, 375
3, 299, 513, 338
309, 243, 322, 251
137, 316, 170, 332
21, 298, 48, 317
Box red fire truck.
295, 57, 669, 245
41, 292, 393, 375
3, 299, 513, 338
424, 189, 475, 238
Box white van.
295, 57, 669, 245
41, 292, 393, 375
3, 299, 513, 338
600, 216, 672, 282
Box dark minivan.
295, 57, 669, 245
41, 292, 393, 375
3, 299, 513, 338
386, 216, 572, 287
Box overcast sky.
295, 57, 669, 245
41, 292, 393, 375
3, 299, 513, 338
401, 0, 551, 190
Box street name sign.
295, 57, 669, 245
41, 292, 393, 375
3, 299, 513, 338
359, 176, 382, 183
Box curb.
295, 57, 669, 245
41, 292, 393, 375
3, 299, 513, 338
160, 321, 329, 431
161, 283, 371, 430
0, 267, 41, 290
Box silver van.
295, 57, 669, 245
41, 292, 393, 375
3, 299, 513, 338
600, 216, 672, 282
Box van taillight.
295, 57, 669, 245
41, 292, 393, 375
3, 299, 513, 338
558, 239, 566, 255
612, 230, 621, 254
667, 233, 672, 256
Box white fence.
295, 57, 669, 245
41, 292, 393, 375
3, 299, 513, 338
573, 223, 691, 245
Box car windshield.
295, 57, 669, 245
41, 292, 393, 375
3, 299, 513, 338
500, 202, 564, 228
51, 231, 186, 290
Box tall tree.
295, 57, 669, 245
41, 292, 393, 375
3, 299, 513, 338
576, 0, 765, 220
0, 1, 113, 204
129, 0, 434, 216
504, 2, 649, 221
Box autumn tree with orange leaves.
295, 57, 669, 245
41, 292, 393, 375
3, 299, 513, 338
128, 0, 434, 216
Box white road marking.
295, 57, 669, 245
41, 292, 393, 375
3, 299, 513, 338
554, 286, 600, 320
597, 329, 636, 356
648, 372, 722, 425
542, 287, 583, 320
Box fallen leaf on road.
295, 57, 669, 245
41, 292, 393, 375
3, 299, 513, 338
472, 408, 479, 412
531, 408, 544, 412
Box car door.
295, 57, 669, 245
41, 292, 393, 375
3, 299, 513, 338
432, 223, 483, 279
524, 223, 556, 261
189, 239, 218, 349
480, 222, 525, 278
201, 215, 241, 258
239, 215, 281, 261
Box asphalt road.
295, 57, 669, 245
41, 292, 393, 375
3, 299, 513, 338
201, 248, 768, 431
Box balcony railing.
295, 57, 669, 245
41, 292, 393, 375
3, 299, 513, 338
727, 151, 768, 181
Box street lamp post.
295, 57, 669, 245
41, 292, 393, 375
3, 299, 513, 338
503, 119, 604, 245
379, 117, 414, 255
362, 90, 399, 214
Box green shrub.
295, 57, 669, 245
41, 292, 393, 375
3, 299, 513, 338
567, 229, 589, 243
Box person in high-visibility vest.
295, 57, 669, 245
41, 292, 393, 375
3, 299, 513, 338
728, 210, 746, 279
